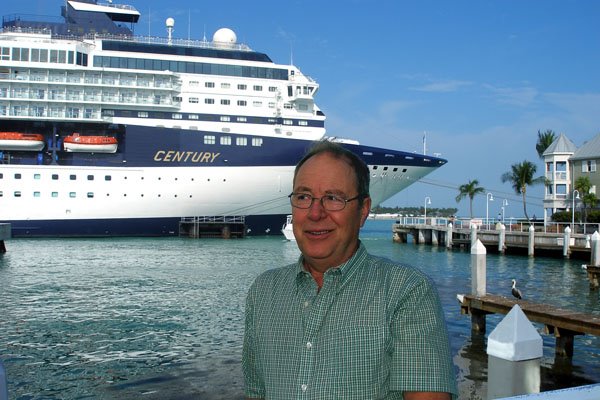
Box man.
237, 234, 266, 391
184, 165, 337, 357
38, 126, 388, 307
243, 140, 457, 399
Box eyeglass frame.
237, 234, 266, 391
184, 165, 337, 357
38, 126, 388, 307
288, 192, 365, 211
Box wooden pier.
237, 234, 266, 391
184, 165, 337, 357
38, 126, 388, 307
459, 293, 600, 357
179, 216, 245, 239
393, 221, 593, 258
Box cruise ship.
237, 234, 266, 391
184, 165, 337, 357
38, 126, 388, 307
0, 0, 446, 237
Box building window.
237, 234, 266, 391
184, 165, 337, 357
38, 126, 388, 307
582, 160, 597, 173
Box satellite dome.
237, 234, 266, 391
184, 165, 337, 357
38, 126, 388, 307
165, 18, 175, 28
213, 28, 237, 44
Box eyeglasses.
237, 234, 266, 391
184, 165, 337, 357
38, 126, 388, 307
288, 192, 362, 211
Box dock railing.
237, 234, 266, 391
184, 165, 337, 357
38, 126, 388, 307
391, 216, 600, 234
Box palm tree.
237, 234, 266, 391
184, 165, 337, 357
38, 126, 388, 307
455, 179, 485, 218
536, 129, 557, 158
574, 176, 598, 223
501, 161, 545, 222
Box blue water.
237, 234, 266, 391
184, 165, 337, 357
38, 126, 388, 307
0, 220, 598, 399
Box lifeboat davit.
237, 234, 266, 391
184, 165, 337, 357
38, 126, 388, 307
0, 132, 45, 151
63, 133, 118, 153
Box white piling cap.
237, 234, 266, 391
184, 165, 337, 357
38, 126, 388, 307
471, 239, 486, 255
487, 304, 542, 361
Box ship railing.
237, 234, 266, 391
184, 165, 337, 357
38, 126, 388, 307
1, 25, 254, 52
180, 216, 246, 224
97, 2, 138, 12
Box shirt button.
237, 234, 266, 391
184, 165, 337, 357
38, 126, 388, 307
301, 384, 308, 392
306, 342, 312, 350
304, 301, 309, 308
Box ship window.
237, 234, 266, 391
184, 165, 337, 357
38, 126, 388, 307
237, 100, 247, 106
220, 116, 231, 122
221, 83, 230, 89
70, 174, 76, 180
393, 168, 398, 172
172, 113, 183, 119
0, 173, 3, 179
204, 135, 216, 145
221, 99, 230, 105
52, 174, 59, 180
105, 175, 111, 181
87, 192, 94, 198
39, 49, 48, 63
205, 82, 215, 88
402, 168, 407, 173
58, 51, 66, 64
284, 103, 293, 109
237, 116, 247, 122
69, 192, 76, 198
221, 136, 232, 145
299, 120, 308, 126
189, 97, 199, 103
253, 101, 262, 107
0, 47, 9, 61
0, 191, 3, 197
50, 49, 58, 63
252, 138, 263, 147
298, 104, 308, 111
138, 111, 148, 118
189, 114, 199, 120
190, 80, 199, 86
34, 174, 41, 179
283, 120, 293, 125
14, 191, 21, 197
205, 98, 215, 104
269, 86, 277, 92
237, 137, 247, 146
51, 192, 58, 197
253, 85, 263, 91
68, 51, 74, 64
14, 173, 21, 179
34, 191, 41, 198
238, 84, 247, 90
87, 175, 94, 181
31, 48, 40, 62
173, 96, 182, 103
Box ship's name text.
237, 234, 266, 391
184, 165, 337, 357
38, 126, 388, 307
153, 151, 221, 163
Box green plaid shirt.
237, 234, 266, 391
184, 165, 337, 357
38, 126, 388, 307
243, 243, 457, 399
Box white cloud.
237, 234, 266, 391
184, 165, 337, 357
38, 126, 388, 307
483, 84, 538, 107
411, 80, 473, 93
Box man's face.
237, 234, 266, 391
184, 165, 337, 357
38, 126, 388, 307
292, 152, 371, 272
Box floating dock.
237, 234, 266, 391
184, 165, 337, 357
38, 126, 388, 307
179, 216, 245, 239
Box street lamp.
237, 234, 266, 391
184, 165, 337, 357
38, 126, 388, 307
424, 196, 431, 225
572, 190, 580, 231
501, 199, 509, 224
486, 192, 494, 229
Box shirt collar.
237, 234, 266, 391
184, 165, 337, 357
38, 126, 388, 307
294, 241, 367, 284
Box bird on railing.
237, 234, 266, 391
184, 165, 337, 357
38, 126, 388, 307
511, 279, 523, 300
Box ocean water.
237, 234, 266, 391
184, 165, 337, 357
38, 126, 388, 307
0, 219, 598, 399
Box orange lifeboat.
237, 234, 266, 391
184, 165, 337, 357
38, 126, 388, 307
63, 133, 118, 153
0, 132, 45, 151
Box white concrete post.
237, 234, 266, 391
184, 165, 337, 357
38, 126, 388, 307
431, 229, 439, 246
417, 228, 425, 244
487, 304, 542, 399
498, 223, 505, 253
528, 225, 535, 257
446, 223, 453, 249
591, 231, 600, 267
470, 223, 478, 249
563, 226, 571, 258
471, 239, 486, 297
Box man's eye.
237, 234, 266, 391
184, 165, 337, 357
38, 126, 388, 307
296, 194, 311, 201
325, 195, 343, 203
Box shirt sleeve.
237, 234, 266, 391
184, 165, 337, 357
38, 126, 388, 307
389, 273, 457, 397
242, 282, 266, 399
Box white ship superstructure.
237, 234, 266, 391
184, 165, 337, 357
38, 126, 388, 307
0, 0, 446, 236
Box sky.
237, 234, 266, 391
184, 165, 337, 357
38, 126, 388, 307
5, 0, 600, 219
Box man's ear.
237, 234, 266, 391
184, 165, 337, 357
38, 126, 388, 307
360, 196, 372, 227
